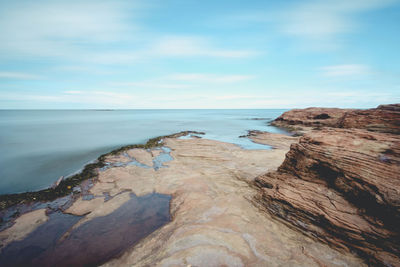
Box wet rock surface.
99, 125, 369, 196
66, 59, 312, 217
256, 105, 400, 266
0, 193, 171, 267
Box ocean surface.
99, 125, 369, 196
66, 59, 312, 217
0, 109, 288, 194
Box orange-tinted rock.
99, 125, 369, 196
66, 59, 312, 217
272, 104, 400, 135
255, 128, 400, 266
338, 104, 400, 134
272, 107, 351, 128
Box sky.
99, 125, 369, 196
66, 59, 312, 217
0, 0, 399, 109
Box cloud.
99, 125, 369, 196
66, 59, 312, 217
109, 81, 192, 89
0, 72, 42, 80
0, 90, 138, 107
283, 0, 397, 37
250, 90, 398, 108
108, 73, 255, 91
1, 88, 398, 109
0, 0, 138, 58
76, 36, 258, 64
0, 1, 257, 63
279, 0, 398, 49
167, 73, 255, 83
63, 90, 136, 102
151, 36, 258, 58
212, 95, 262, 100
64, 91, 84, 94
84, 52, 142, 64
320, 64, 371, 77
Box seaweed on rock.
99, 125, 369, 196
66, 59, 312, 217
0, 131, 204, 211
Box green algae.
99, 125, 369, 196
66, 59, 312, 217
0, 131, 204, 211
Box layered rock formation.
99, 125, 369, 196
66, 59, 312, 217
272, 107, 351, 128
256, 104, 400, 266
338, 104, 400, 134
272, 104, 400, 134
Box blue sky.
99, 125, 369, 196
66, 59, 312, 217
0, 0, 399, 109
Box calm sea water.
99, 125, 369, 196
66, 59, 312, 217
0, 109, 288, 194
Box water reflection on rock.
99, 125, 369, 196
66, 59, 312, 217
0, 193, 171, 267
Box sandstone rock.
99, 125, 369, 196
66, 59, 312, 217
102, 136, 364, 267
338, 104, 400, 134
272, 107, 351, 128
255, 128, 400, 266
272, 104, 400, 135
126, 149, 154, 167
0, 209, 48, 251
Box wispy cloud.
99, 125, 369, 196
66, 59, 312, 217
0, 0, 137, 58
0, 90, 139, 107
212, 95, 262, 100
0, 1, 257, 63
108, 73, 255, 90
282, 0, 397, 37
1, 88, 398, 109
109, 81, 192, 89
64, 90, 84, 94
0, 72, 42, 80
151, 36, 258, 58
320, 64, 371, 77
63, 90, 136, 101
279, 0, 398, 49
167, 73, 255, 83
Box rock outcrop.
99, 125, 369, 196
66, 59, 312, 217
272, 107, 351, 128
256, 110, 400, 266
338, 104, 400, 134
272, 104, 400, 134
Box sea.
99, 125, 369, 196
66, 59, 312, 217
0, 109, 288, 195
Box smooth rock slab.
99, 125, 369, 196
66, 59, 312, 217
101, 136, 365, 267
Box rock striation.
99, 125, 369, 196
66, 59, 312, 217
256, 104, 400, 266
272, 107, 351, 128
338, 104, 400, 134
272, 104, 400, 134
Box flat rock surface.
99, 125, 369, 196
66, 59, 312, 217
0, 209, 48, 251
97, 135, 363, 267
126, 148, 154, 166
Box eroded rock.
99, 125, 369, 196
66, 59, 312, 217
272, 104, 400, 135
255, 128, 400, 266
338, 104, 400, 134
272, 107, 351, 128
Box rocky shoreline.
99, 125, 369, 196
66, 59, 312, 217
0, 104, 399, 266
0, 131, 204, 211
256, 104, 400, 266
